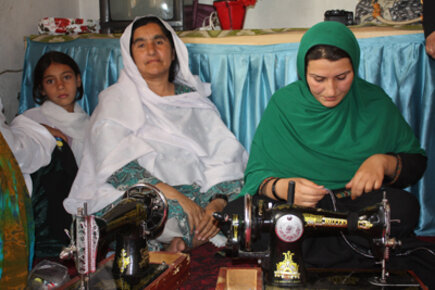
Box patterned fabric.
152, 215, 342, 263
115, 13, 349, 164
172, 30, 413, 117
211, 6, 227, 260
108, 159, 243, 250
0, 133, 34, 288
174, 83, 195, 94
38, 17, 100, 35
107, 160, 161, 190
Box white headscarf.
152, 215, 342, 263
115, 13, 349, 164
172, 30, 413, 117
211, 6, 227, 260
23, 101, 89, 165
64, 16, 248, 214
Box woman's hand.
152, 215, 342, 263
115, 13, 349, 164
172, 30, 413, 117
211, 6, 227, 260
271, 177, 327, 208
195, 199, 227, 241
41, 124, 69, 142
155, 183, 205, 234
178, 196, 205, 234
346, 154, 397, 199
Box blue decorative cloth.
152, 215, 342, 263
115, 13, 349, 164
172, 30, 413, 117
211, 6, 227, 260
19, 32, 435, 236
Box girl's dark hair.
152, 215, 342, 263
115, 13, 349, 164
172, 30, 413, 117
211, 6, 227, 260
130, 16, 178, 83
32, 51, 83, 105
305, 44, 352, 70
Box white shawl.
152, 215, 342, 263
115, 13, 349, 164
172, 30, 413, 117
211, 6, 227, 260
0, 98, 56, 194
64, 16, 248, 214
23, 101, 89, 165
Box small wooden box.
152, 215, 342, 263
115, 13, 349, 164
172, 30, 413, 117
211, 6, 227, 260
216, 267, 263, 290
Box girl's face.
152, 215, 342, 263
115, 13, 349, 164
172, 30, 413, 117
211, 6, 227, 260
306, 57, 354, 108
41, 62, 81, 112
131, 23, 175, 83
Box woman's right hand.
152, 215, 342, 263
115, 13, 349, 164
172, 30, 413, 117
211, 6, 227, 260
273, 177, 327, 208
154, 182, 205, 234
177, 196, 205, 234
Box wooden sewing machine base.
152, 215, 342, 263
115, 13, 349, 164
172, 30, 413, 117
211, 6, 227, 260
59, 252, 190, 290
216, 267, 426, 289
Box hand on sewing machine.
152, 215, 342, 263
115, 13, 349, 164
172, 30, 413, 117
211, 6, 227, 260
346, 154, 397, 199
155, 182, 205, 235
178, 195, 205, 235
267, 177, 327, 208
195, 199, 227, 241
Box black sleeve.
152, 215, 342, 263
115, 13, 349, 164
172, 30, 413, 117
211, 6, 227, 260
387, 153, 427, 189
423, 0, 435, 38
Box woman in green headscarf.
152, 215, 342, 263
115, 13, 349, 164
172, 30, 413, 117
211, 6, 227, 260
225, 21, 434, 287
242, 21, 426, 204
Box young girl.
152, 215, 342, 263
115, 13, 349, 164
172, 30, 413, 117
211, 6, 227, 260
22, 51, 89, 259
23, 51, 89, 166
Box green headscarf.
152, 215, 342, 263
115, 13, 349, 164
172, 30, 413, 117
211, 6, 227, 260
241, 21, 425, 195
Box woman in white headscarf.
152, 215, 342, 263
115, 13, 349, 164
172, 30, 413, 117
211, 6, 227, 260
64, 16, 248, 252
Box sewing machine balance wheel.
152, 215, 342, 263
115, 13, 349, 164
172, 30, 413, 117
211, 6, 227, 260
244, 194, 253, 251
124, 183, 168, 237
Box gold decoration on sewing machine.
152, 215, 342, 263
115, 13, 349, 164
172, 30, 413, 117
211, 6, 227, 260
274, 251, 300, 280
303, 213, 374, 230
304, 213, 348, 228
117, 248, 130, 273
232, 214, 239, 242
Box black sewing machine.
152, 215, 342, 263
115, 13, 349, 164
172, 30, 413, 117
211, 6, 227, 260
214, 182, 420, 288
60, 183, 168, 289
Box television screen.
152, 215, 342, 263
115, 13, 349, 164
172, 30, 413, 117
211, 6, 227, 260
109, 0, 175, 21
100, 0, 200, 33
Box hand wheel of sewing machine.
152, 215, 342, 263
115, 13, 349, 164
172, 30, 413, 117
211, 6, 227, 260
123, 183, 168, 238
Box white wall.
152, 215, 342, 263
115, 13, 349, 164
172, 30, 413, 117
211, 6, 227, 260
1, 0, 359, 122
244, 0, 360, 29
0, 0, 79, 122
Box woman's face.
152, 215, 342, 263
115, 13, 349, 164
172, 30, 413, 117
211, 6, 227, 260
131, 23, 175, 82
306, 57, 354, 108
41, 62, 81, 112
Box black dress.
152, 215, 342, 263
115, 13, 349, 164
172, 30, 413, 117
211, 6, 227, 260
31, 139, 77, 259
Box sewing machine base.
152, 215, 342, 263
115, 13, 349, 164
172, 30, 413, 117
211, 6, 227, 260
59, 252, 190, 290
264, 268, 423, 289
61, 261, 167, 289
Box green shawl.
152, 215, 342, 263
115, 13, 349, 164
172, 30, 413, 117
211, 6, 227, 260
241, 21, 425, 195
0, 132, 34, 287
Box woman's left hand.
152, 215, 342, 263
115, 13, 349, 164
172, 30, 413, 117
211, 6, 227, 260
194, 199, 226, 241
346, 154, 397, 199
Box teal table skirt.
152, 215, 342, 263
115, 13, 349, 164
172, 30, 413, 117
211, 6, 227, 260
19, 32, 435, 236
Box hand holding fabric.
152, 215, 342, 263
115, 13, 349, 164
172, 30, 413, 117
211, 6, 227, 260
346, 154, 397, 199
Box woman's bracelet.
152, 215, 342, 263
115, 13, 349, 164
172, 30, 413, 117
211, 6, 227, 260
258, 177, 276, 195
271, 178, 285, 201
388, 154, 402, 185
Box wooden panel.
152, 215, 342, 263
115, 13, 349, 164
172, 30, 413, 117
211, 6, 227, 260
215, 267, 263, 290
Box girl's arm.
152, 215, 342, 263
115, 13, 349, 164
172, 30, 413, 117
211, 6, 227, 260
1, 114, 56, 173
